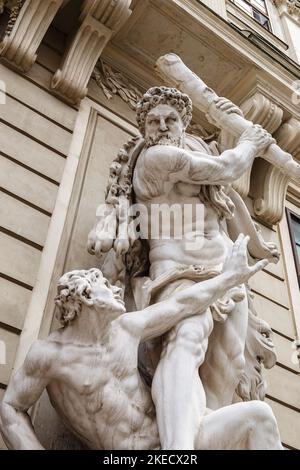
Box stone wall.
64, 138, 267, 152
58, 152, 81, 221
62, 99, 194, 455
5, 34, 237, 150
0, 26, 77, 440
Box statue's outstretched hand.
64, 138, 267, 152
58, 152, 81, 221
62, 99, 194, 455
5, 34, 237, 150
253, 222, 280, 264
223, 234, 268, 286
87, 205, 117, 256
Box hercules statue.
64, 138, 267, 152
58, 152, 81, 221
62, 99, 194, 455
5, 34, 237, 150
87, 83, 279, 449
3, 54, 297, 450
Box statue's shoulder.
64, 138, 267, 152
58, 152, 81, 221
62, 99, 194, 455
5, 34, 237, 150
24, 336, 61, 376
185, 133, 219, 155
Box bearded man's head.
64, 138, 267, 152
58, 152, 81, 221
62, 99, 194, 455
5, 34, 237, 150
136, 87, 193, 147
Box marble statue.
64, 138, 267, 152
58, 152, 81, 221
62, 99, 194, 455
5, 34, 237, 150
3, 54, 298, 450
0, 237, 283, 449
87, 84, 281, 448
156, 54, 300, 182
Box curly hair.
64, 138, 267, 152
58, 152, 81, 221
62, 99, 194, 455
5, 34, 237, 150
136, 86, 193, 135
55, 268, 103, 326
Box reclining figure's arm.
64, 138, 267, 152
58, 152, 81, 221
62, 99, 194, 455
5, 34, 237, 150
0, 340, 54, 450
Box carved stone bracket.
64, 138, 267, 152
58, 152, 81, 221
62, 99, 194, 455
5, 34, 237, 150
251, 160, 290, 225
252, 117, 300, 225
232, 92, 283, 198
51, 0, 132, 105
0, 0, 64, 72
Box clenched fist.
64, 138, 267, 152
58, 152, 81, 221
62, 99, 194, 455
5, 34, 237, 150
238, 124, 275, 156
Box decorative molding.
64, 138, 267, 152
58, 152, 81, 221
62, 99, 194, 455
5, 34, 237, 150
0, 0, 64, 72
0, 1, 21, 16
232, 92, 283, 198
252, 159, 290, 225
252, 117, 300, 225
275, 117, 300, 159
229, 68, 300, 123
4, 1, 25, 36
242, 93, 284, 134
93, 59, 143, 110
51, 0, 132, 105
0, 1, 5, 14
274, 0, 300, 23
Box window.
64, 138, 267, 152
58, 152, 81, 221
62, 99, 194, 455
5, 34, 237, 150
232, 0, 271, 31
286, 209, 300, 287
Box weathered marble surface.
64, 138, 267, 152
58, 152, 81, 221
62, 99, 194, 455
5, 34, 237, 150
0, 242, 282, 449
4, 53, 300, 449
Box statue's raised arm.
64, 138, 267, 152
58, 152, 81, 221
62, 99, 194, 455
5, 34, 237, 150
156, 53, 300, 183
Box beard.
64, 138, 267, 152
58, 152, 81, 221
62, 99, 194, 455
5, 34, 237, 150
145, 133, 183, 148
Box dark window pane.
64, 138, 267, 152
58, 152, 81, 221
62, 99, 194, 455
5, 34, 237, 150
296, 244, 300, 264
253, 10, 271, 30
287, 209, 300, 288
291, 215, 300, 245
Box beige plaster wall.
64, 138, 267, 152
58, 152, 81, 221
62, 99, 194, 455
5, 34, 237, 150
0, 30, 77, 449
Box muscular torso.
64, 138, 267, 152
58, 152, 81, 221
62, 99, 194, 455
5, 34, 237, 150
46, 330, 159, 450
133, 145, 233, 280
132, 143, 248, 411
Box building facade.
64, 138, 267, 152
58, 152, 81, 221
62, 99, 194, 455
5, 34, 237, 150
0, 0, 300, 449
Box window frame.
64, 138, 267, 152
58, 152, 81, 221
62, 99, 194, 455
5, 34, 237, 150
286, 208, 300, 287
231, 0, 272, 32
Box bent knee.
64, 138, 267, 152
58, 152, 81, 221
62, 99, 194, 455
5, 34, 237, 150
245, 401, 278, 432
245, 401, 281, 448
251, 401, 275, 421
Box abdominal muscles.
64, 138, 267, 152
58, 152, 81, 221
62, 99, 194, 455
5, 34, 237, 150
148, 196, 233, 279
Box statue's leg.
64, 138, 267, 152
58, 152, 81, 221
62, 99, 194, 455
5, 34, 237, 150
151, 280, 213, 450
196, 401, 282, 450
200, 284, 248, 409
